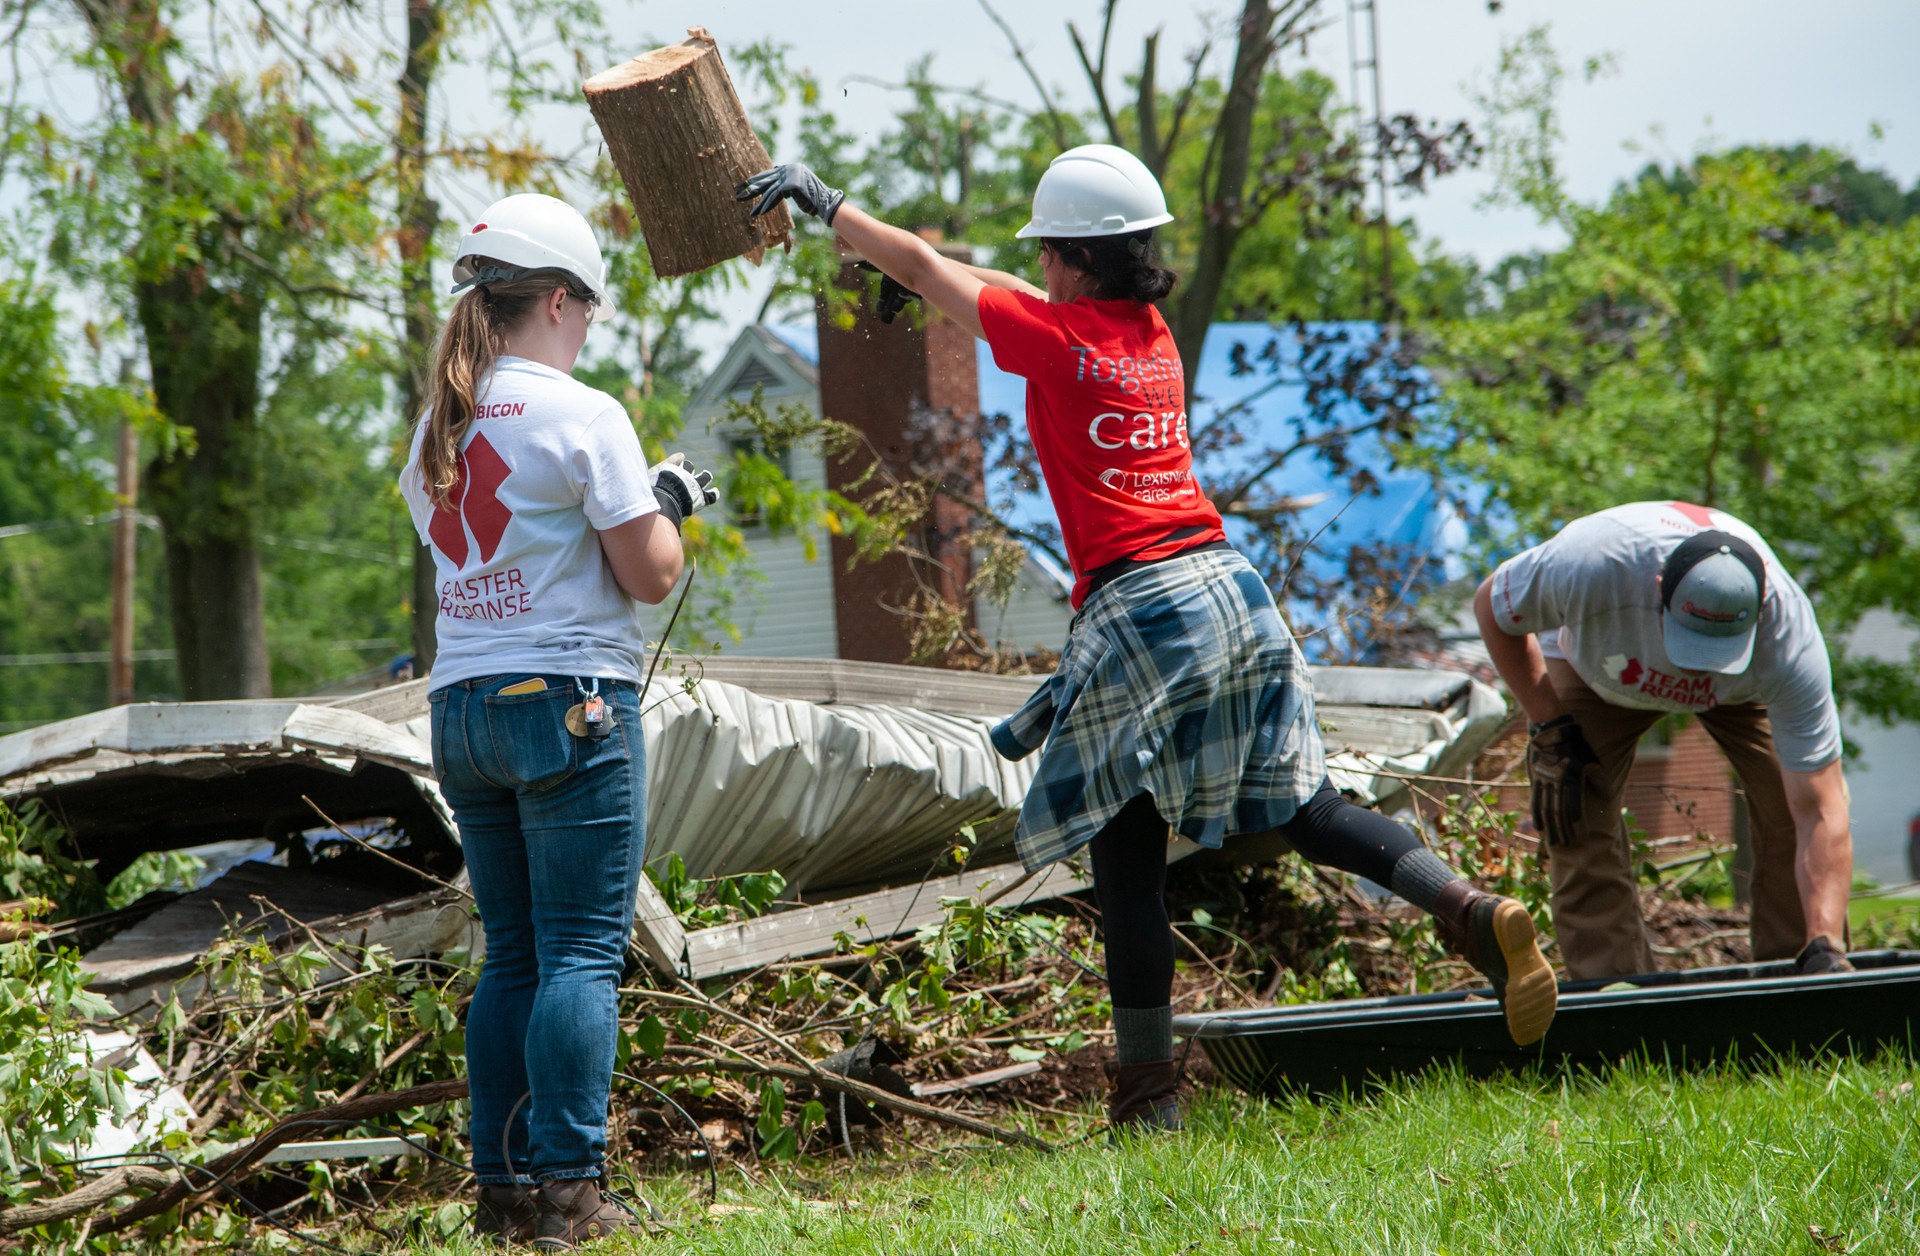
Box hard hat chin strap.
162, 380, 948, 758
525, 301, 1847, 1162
450, 262, 529, 295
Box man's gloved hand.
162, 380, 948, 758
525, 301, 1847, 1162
651, 453, 718, 530
1527, 714, 1601, 847
735, 164, 845, 225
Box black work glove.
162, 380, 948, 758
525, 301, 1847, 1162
735, 163, 845, 226
854, 261, 921, 325
650, 453, 718, 530
1527, 714, 1601, 847
877, 273, 921, 324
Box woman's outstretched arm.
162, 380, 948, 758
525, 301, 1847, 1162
827, 204, 987, 338
737, 163, 1042, 338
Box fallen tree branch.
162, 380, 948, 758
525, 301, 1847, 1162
0, 1166, 174, 1235
301, 796, 472, 900
90, 1078, 470, 1235
636, 1055, 1053, 1154
336, 1029, 432, 1105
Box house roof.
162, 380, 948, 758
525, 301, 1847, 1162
685, 323, 819, 417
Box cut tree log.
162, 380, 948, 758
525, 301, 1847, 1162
585, 27, 792, 277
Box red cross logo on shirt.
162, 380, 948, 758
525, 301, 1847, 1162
1668, 501, 1717, 528
428, 433, 512, 568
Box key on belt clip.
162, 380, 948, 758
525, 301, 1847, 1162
566, 678, 613, 739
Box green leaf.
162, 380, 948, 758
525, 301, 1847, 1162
634, 1014, 667, 1059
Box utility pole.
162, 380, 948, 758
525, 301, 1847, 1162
1347, 0, 1393, 317
110, 417, 139, 707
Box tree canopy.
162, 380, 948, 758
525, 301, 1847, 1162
1432, 47, 1920, 719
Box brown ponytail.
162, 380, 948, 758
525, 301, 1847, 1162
1041, 229, 1178, 304
417, 260, 595, 508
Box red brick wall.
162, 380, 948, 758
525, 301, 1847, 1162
815, 246, 982, 664
1462, 717, 1739, 843
1622, 719, 1737, 841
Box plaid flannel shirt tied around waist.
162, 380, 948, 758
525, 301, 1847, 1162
989, 548, 1326, 872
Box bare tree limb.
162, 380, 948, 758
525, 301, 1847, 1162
637, 1056, 1054, 1153
0, 1167, 175, 1235
1161, 38, 1214, 161
975, 0, 1070, 151
78, 1079, 468, 1235
1211, 415, 1391, 511
1067, 2, 1122, 145
1136, 29, 1162, 173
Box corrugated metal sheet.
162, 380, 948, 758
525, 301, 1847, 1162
0, 660, 1507, 905
359, 658, 1504, 895
639, 678, 1034, 889
0, 702, 456, 871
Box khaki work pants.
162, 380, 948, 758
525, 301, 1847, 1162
1541, 659, 1805, 980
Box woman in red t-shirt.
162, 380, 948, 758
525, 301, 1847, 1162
741, 148, 1556, 1132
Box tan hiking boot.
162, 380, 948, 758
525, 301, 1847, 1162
473, 1183, 537, 1246
532, 1177, 648, 1250
1433, 883, 1558, 1046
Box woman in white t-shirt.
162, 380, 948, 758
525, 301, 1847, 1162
400, 193, 716, 1250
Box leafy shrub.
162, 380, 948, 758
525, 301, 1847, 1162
0, 802, 126, 1206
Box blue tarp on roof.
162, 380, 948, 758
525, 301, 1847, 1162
974, 321, 1463, 581
769, 318, 1463, 638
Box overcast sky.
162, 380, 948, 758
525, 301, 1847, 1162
563, 0, 1919, 355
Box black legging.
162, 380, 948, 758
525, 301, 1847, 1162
1089, 780, 1421, 1008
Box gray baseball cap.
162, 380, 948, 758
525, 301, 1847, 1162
1660, 530, 1766, 673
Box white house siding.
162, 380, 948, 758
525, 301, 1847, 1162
705, 443, 840, 659
974, 557, 1073, 655
1840, 608, 1920, 885
679, 328, 838, 661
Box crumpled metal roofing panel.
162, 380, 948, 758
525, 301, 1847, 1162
0, 660, 1507, 900
638, 678, 1034, 891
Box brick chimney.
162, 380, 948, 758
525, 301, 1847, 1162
814, 239, 983, 665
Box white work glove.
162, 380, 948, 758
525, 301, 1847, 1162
650, 453, 719, 530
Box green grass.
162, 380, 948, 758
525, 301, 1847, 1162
394, 1054, 1920, 1255
1849, 891, 1920, 940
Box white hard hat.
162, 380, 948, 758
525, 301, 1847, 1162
452, 193, 616, 322
1015, 144, 1174, 239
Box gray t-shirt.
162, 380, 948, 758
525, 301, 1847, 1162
1489, 501, 1841, 772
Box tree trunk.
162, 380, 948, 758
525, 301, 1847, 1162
137, 273, 272, 699
158, 531, 271, 698
76, 0, 272, 699
398, 0, 445, 676
584, 27, 792, 277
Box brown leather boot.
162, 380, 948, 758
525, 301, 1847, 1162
1432, 882, 1558, 1046
472, 1183, 537, 1247
1105, 1059, 1184, 1136
531, 1177, 648, 1250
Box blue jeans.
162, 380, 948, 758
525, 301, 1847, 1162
430, 674, 646, 1185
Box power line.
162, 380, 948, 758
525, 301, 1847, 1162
1, 513, 402, 564
0, 640, 401, 667
0, 649, 176, 667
